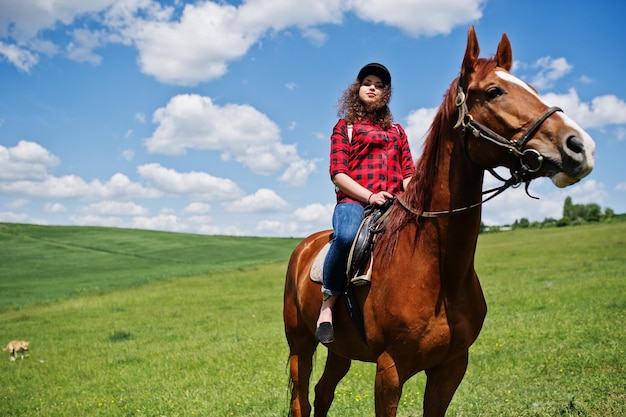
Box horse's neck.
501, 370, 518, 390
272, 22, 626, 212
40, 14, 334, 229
429, 127, 484, 270
435, 130, 484, 215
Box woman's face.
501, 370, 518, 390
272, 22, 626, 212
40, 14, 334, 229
359, 74, 386, 108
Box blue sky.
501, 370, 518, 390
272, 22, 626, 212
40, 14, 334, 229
1, 0, 625, 237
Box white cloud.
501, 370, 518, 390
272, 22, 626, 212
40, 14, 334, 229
255, 203, 335, 237
185, 215, 213, 225
129, 2, 252, 85
292, 203, 334, 225
137, 163, 243, 201
0, 0, 115, 41
224, 188, 287, 213
5, 198, 29, 209
0, 172, 160, 200
0, 211, 38, 223
69, 214, 125, 228
66, 28, 105, 64
1, 0, 484, 83
405, 107, 437, 158
181, 202, 211, 215
257, 220, 284, 233
256, 219, 302, 237
78, 201, 149, 216
279, 159, 318, 187
145, 94, 311, 177
0, 41, 38, 71
300, 27, 328, 46
44, 202, 67, 213
530, 56, 573, 90
0, 140, 60, 181
131, 212, 188, 233
349, 0, 484, 37
121, 149, 135, 161
543, 89, 626, 129
197, 224, 223, 235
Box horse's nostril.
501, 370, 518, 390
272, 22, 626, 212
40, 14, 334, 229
566, 136, 584, 154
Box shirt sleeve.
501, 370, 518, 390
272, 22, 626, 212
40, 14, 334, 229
329, 119, 350, 177
395, 124, 415, 178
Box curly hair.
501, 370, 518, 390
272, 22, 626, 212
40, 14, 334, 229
336, 80, 394, 130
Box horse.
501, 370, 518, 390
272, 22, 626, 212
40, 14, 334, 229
283, 26, 595, 417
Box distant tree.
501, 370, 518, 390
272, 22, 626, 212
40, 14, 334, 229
480, 222, 503, 233
563, 196, 574, 219
603, 208, 615, 221
557, 216, 571, 227
542, 218, 558, 228
501, 198, 617, 230
584, 203, 602, 222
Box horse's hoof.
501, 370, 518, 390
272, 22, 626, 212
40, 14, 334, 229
315, 322, 334, 343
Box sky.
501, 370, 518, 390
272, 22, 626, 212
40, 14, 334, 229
1, 0, 625, 238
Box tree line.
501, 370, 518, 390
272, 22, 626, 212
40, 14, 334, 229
481, 196, 621, 233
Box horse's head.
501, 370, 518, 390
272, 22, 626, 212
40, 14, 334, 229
457, 26, 595, 188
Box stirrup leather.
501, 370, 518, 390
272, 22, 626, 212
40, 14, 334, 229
346, 199, 393, 284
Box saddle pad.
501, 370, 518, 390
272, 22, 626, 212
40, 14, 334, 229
310, 243, 330, 284
310, 243, 373, 284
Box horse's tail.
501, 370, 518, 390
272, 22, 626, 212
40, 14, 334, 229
285, 357, 294, 417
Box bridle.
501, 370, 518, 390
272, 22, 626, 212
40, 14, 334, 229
398, 77, 562, 218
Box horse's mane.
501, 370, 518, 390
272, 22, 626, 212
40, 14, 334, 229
375, 58, 498, 263
374, 78, 458, 262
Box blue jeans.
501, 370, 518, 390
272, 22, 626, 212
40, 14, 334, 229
322, 202, 364, 296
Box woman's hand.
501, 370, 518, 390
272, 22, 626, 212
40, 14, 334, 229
368, 191, 393, 206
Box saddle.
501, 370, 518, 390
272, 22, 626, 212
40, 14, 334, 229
346, 199, 394, 285
309, 199, 394, 286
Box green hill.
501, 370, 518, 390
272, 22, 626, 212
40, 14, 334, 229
0, 223, 300, 312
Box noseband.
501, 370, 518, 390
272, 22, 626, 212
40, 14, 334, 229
398, 77, 562, 218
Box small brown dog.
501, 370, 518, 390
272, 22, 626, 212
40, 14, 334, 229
3, 340, 29, 361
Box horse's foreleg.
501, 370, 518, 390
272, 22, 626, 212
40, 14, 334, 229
423, 351, 468, 417
374, 352, 403, 417
287, 334, 318, 417
313, 350, 351, 417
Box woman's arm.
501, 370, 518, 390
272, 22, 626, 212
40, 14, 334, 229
332, 173, 393, 205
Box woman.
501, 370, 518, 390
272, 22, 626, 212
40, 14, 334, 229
316, 63, 415, 343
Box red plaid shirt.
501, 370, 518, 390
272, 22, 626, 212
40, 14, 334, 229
329, 119, 415, 204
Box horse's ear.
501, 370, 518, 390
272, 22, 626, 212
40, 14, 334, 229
461, 26, 480, 79
495, 33, 513, 70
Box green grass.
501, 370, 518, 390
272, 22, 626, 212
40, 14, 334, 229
0, 223, 299, 312
0, 222, 624, 416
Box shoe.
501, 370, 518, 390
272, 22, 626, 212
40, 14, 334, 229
315, 322, 334, 343
350, 275, 370, 286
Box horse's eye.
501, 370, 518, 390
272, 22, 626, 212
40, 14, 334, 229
485, 87, 504, 100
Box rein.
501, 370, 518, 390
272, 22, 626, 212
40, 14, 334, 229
399, 78, 562, 218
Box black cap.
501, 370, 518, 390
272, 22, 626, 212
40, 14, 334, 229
357, 63, 391, 86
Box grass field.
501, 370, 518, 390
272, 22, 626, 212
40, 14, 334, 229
0, 223, 300, 312
0, 221, 624, 416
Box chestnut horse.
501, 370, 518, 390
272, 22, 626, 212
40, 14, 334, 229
283, 27, 595, 417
